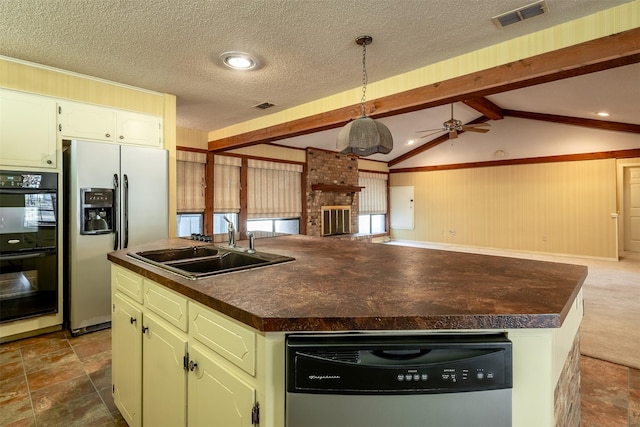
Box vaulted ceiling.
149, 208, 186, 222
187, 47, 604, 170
1, 0, 638, 164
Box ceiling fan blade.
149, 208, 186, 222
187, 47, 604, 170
449, 130, 458, 139
416, 128, 444, 133
419, 130, 444, 139
463, 122, 491, 128
463, 127, 490, 133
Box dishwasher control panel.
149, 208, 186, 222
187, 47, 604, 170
286, 333, 512, 394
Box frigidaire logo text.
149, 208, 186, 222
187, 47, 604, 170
308, 375, 341, 380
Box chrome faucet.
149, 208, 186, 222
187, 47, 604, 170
246, 231, 256, 254
223, 216, 235, 248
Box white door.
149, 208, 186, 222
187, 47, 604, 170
142, 312, 187, 427
112, 293, 142, 427
187, 343, 256, 427
390, 186, 414, 230
120, 145, 168, 249
624, 167, 640, 252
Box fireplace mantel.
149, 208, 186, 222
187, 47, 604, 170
311, 184, 364, 193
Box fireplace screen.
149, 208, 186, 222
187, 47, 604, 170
322, 206, 351, 236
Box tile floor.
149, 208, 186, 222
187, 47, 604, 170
0, 328, 126, 427
0, 329, 639, 426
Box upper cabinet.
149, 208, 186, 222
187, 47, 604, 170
0, 89, 58, 168
58, 101, 162, 147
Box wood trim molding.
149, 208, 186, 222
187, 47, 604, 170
208, 27, 640, 151
390, 149, 640, 174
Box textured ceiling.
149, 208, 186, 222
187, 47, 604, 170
0, 0, 634, 134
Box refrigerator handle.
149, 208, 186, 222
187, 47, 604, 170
113, 174, 119, 251
123, 174, 129, 249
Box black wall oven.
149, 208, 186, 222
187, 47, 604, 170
0, 171, 58, 323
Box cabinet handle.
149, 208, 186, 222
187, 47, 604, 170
106, 133, 111, 138
119, 135, 124, 140
130, 317, 136, 324
46, 160, 53, 165
188, 360, 198, 371
142, 326, 149, 334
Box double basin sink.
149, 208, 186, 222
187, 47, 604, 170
128, 246, 294, 280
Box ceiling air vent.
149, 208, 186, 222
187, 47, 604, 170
253, 101, 275, 110
492, 0, 547, 28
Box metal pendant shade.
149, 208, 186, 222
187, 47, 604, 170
337, 36, 393, 156
337, 116, 393, 155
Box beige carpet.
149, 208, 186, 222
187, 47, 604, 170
579, 251, 640, 370
387, 241, 640, 370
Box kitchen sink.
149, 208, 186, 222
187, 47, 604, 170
127, 246, 294, 279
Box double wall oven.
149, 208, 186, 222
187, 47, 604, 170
0, 171, 58, 323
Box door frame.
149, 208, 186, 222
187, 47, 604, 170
616, 158, 640, 253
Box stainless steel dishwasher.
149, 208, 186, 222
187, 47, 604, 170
286, 333, 512, 427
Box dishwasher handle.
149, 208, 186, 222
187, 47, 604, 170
370, 349, 431, 361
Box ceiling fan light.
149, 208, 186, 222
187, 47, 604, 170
337, 116, 393, 156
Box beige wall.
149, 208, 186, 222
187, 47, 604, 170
390, 159, 618, 259
177, 127, 208, 150
225, 144, 306, 163
0, 56, 178, 236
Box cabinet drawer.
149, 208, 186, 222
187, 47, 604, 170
189, 302, 256, 376
111, 264, 144, 304
143, 281, 188, 332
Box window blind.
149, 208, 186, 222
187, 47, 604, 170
359, 172, 388, 215
176, 150, 206, 213
214, 155, 241, 213
247, 159, 302, 219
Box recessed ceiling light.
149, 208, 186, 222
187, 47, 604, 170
219, 51, 258, 70
596, 111, 611, 117
407, 139, 415, 145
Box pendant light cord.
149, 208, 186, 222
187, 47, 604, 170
360, 42, 368, 117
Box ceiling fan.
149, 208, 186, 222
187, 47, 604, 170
416, 104, 491, 140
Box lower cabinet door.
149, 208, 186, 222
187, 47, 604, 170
142, 312, 188, 427
187, 343, 256, 427
112, 293, 143, 427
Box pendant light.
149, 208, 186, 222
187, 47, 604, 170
336, 35, 393, 156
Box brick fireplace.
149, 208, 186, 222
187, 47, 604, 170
305, 148, 361, 237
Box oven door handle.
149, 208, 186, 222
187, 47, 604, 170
0, 251, 54, 261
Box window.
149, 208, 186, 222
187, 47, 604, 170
359, 172, 388, 234
176, 150, 206, 237
359, 214, 386, 234
213, 156, 242, 242
176, 213, 203, 237
247, 159, 302, 220
247, 218, 300, 234
213, 213, 238, 234
246, 159, 302, 235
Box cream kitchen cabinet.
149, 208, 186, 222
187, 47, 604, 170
0, 89, 57, 168
58, 101, 162, 147
187, 342, 257, 427
112, 292, 143, 427
111, 265, 188, 427
110, 264, 266, 426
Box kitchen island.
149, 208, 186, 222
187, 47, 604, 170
108, 235, 587, 427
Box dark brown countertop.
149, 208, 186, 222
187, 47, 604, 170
107, 235, 587, 332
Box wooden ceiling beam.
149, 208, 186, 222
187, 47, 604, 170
209, 27, 640, 151
503, 110, 640, 134
462, 97, 503, 120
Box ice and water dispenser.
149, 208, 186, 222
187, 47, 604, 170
80, 188, 114, 234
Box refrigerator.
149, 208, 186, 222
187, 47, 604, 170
64, 140, 168, 335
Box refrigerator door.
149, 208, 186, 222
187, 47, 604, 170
68, 140, 120, 332
120, 145, 168, 248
